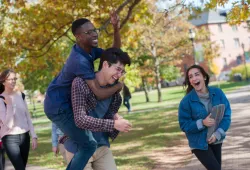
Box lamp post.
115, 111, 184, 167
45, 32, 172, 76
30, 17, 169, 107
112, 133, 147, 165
189, 29, 196, 64
241, 43, 249, 81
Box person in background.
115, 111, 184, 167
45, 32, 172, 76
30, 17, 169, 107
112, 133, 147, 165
51, 122, 73, 164
0, 69, 38, 170
178, 65, 231, 170
122, 84, 132, 112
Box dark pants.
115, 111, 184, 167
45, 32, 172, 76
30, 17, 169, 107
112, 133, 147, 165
192, 143, 222, 170
123, 97, 131, 112
0, 148, 5, 170
47, 108, 97, 170
2, 132, 30, 170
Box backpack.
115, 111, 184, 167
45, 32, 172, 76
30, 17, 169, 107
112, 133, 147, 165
0, 92, 26, 107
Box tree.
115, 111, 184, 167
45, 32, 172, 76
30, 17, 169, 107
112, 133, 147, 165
158, 0, 250, 25
128, 1, 192, 102
0, 0, 149, 92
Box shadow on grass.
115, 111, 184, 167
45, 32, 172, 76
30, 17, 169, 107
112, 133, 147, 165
29, 129, 65, 169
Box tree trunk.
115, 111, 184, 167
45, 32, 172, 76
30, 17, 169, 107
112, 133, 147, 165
154, 57, 162, 102
151, 43, 162, 102
142, 77, 150, 102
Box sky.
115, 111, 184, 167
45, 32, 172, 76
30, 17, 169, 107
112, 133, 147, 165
156, 0, 239, 10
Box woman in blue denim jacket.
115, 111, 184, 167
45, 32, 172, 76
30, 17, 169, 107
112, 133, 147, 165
178, 65, 231, 170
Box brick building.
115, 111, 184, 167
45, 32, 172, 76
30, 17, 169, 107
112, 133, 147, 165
179, 9, 250, 79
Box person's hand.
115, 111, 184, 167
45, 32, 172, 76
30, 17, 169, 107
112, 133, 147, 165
202, 113, 215, 127
114, 113, 123, 120
32, 138, 38, 150
110, 10, 120, 30
52, 146, 59, 156
208, 134, 216, 144
114, 119, 132, 132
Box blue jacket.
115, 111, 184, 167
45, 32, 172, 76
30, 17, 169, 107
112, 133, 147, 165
178, 87, 231, 150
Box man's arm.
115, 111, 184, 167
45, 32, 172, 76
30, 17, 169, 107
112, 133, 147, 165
86, 79, 123, 100
110, 11, 121, 48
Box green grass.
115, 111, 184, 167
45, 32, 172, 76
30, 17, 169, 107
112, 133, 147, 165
27, 81, 249, 169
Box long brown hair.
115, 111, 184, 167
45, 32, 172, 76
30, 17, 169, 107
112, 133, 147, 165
184, 65, 210, 94
0, 69, 16, 94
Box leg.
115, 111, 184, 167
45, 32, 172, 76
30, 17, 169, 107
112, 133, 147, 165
0, 148, 5, 170
123, 98, 130, 112
192, 146, 221, 170
210, 143, 222, 167
2, 135, 25, 170
19, 132, 30, 168
48, 108, 97, 170
92, 146, 117, 170
83, 156, 94, 170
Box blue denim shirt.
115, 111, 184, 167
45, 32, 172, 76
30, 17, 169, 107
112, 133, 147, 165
178, 87, 231, 150
44, 44, 103, 115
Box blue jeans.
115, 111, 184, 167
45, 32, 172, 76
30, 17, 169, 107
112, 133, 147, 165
47, 108, 97, 170
2, 132, 30, 170
123, 97, 131, 112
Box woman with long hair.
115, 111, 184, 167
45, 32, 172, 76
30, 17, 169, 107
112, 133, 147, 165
0, 69, 37, 170
178, 65, 231, 170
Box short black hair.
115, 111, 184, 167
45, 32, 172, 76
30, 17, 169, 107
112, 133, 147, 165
98, 48, 131, 70
71, 18, 90, 35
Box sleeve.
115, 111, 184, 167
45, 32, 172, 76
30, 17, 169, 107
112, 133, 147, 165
178, 100, 205, 134
0, 99, 15, 129
72, 78, 115, 132
214, 89, 231, 140
52, 123, 59, 147
23, 98, 37, 138
74, 54, 95, 80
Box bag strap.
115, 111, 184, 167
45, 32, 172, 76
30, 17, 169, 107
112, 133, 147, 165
0, 92, 25, 108
0, 96, 6, 108
21, 92, 25, 100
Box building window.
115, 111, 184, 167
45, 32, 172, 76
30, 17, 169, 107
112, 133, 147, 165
237, 56, 242, 65
218, 24, 223, 32
223, 58, 227, 67
220, 39, 225, 49
234, 38, 240, 48
232, 25, 238, 31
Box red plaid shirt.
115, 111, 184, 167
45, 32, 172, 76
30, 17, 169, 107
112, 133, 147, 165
71, 77, 121, 140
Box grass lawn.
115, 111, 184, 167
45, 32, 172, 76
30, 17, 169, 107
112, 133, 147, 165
27, 81, 249, 169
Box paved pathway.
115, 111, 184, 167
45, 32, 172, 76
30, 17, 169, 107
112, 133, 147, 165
5, 159, 55, 170
178, 85, 250, 170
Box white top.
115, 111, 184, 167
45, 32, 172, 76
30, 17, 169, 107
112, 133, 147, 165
0, 91, 37, 138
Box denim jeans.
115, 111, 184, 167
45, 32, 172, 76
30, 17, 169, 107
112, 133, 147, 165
192, 143, 222, 170
47, 108, 97, 170
2, 132, 30, 170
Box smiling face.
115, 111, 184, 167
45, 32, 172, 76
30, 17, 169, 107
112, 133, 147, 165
4, 72, 17, 91
102, 61, 125, 85
75, 22, 98, 49
188, 68, 207, 94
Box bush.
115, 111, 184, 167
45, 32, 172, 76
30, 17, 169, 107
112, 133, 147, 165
229, 64, 250, 81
